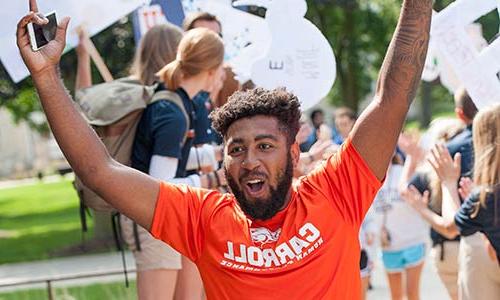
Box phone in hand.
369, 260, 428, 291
27, 11, 57, 51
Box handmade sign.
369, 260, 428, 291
423, 23, 489, 93
232, 0, 336, 110
0, 0, 149, 83
136, 4, 168, 36
182, 0, 270, 76
430, 0, 500, 109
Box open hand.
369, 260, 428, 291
402, 185, 429, 212
398, 132, 424, 162
308, 139, 333, 161
428, 144, 461, 184
76, 26, 90, 58
296, 122, 312, 145
16, 0, 70, 76
458, 177, 474, 200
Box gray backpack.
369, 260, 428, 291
74, 78, 189, 212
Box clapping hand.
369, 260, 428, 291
458, 177, 474, 200
16, 0, 70, 76
402, 185, 430, 212
308, 139, 334, 161
398, 132, 424, 162
428, 144, 461, 185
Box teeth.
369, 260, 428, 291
247, 179, 263, 184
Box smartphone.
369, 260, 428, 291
27, 11, 57, 51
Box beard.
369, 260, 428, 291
225, 153, 294, 221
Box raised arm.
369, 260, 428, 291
16, 0, 158, 230
351, 0, 432, 180
403, 186, 459, 239
75, 28, 92, 91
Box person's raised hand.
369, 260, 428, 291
402, 185, 429, 212
16, 0, 70, 77
398, 132, 424, 162
296, 122, 312, 145
428, 144, 461, 185
308, 139, 333, 161
76, 26, 90, 58
458, 177, 474, 200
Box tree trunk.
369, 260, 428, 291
341, 8, 359, 112
420, 81, 432, 128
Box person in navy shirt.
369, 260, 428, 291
405, 104, 500, 299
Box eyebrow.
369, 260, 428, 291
227, 134, 279, 146
255, 134, 279, 142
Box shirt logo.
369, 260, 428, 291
221, 222, 324, 272
250, 227, 281, 247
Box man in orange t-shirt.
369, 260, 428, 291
16, 0, 432, 299
151, 98, 382, 298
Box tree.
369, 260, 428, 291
307, 0, 400, 112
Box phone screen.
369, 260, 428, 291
32, 12, 57, 49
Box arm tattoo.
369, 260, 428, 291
377, 0, 432, 105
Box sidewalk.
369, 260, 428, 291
0, 252, 135, 293
369, 255, 449, 299
0, 251, 450, 299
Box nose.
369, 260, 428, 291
241, 150, 260, 170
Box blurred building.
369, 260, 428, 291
0, 108, 67, 179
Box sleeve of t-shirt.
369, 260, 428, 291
150, 181, 220, 261
302, 137, 384, 227
454, 192, 484, 236
150, 101, 187, 158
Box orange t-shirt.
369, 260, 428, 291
151, 139, 382, 299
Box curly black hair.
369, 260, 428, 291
210, 87, 301, 145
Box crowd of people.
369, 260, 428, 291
15, 0, 499, 299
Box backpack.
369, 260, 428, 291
73, 78, 190, 213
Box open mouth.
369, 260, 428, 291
244, 178, 266, 197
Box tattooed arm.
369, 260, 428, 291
351, 0, 432, 180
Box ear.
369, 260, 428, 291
207, 67, 217, 78
455, 107, 468, 123
291, 142, 300, 168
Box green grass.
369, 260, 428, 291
0, 179, 94, 264
0, 281, 136, 300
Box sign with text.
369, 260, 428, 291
137, 4, 168, 36
232, 0, 336, 110
184, 0, 336, 110
0, 0, 149, 83
430, 0, 500, 109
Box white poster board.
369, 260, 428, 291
430, 0, 500, 109
233, 0, 336, 110
423, 23, 489, 93
184, 0, 336, 110
0, 0, 149, 83
182, 0, 270, 80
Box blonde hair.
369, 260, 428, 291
130, 23, 183, 85
156, 28, 224, 90
472, 104, 500, 206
